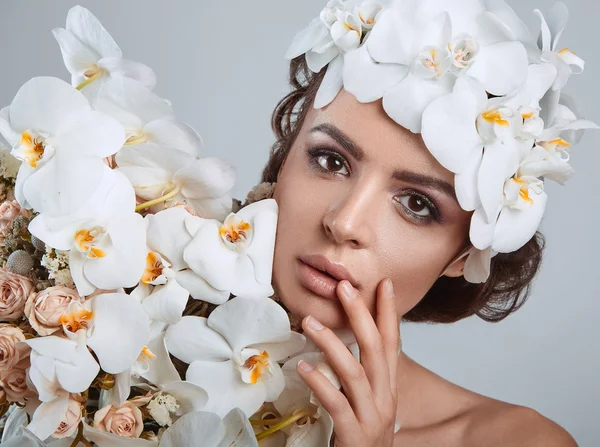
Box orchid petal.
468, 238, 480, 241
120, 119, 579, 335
87, 293, 150, 374
469, 206, 498, 250
455, 152, 483, 211
208, 297, 291, 354
141, 332, 180, 386
186, 360, 265, 417
175, 269, 230, 304
142, 279, 189, 324
159, 381, 208, 415
159, 411, 224, 447
274, 353, 321, 416
14, 163, 34, 210
314, 54, 344, 109
143, 118, 203, 157
342, 45, 408, 103
26, 394, 69, 441
145, 207, 194, 271
367, 8, 413, 65
545, 2, 569, 51
0, 106, 21, 147
173, 157, 236, 200
493, 192, 547, 253
421, 77, 485, 173
186, 195, 234, 221
9, 77, 90, 135
69, 250, 96, 297
305, 44, 340, 73
98, 57, 157, 90
262, 362, 286, 402
165, 316, 232, 364
54, 110, 125, 158
251, 331, 306, 363
463, 246, 493, 283
83, 213, 147, 290
66, 6, 121, 59
383, 73, 454, 133
467, 41, 528, 96
478, 139, 520, 223
219, 408, 259, 447
52, 27, 101, 79
286, 18, 329, 60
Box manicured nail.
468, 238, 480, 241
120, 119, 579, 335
297, 360, 314, 373
384, 278, 394, 297
340, 280, 357, 299
305, 315, 325, 331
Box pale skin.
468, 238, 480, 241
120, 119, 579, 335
271, 90, 578, 446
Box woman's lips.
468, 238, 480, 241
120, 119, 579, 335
296, 259, 339, 300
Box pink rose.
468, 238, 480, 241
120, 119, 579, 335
0, 269, 34, 321
0, 200, 30, 246
53, 394, 83, 439
25, 286, 82, 336
94, 401, 144, 439
0, 324, 29, 372
0, 358, 35, 403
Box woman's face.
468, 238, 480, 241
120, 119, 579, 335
272, 90, 473, 329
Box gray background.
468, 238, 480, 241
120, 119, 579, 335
1, 0, 598, 444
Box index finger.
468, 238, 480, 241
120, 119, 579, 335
375, 278, 400, 402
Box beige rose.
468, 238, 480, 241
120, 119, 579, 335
52, 394, 83, 439
0, 358, 34, 403
0, 269, 34, 321
0, 200, 30, 246
94, 401, 144, 438
0, 324, 29, 372
25, 286, 82, 336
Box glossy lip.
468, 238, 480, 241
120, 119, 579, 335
298, 254, 359, 289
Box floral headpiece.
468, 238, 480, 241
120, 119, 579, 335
286, 0, 599, 283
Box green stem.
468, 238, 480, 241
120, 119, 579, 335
75, 73, 102, 91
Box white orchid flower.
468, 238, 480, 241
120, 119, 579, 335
94, 77, 203, 157
183, 199, 278, 298
343, 0, 529, 132
286, 0, 380, 108
0, 77, 125, 217
52, 6, 156, 100
165, 296, 306, 417
268, 353, 334, 447
116, 140, 236, 221
26, 330, 99, 402
133, 208, 229, 325
28, 170, 146, 297
470, 175, 547, 254
421, 62, 555, 223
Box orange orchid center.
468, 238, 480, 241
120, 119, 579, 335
219, 217, 252, 245
244, 351, 271, 384
481, 110, 510, 127
18, 131, 46, 168
60, 308, 94, 333
138, 346, 156, 361
142, 252, 165, 284
74, 226, 108, 259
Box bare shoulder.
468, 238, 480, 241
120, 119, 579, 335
464, 401, 578, 447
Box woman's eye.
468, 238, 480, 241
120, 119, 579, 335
312, 151, 349, 175
396, 194, 433, 218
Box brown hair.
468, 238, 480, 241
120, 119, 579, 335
261, 56, 546, 324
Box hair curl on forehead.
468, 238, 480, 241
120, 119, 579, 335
262, 56, 545, 324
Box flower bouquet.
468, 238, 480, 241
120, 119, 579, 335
0, 5, 335, 447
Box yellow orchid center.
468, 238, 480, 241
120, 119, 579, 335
540, 138, 571, 153
60, 308, 94, 333
18, 131, 46, 168
558, 47, 575, 55
512, 177, 534, 205
359, 12, 375, 25
521, 111, 535, 120
142, 252, 165, 284
481, 109, 510, 127
138, 346, 156, 361
244, 351, 270, 384
74, 226, 108, 258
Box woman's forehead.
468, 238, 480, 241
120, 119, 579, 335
305, 89, 455, 184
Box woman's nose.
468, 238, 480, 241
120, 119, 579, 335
322, 182, 379, 248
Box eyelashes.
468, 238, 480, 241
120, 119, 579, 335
305, 145, 444, 224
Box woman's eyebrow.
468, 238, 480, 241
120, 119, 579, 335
309, 123, 458, 203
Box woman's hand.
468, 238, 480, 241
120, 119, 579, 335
297, 278, 400, 447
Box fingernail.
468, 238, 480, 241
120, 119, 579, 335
384, 278, 394, 297
340, 280, 357, 299
297, 360, 314, 373
305, 315, 325, 331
